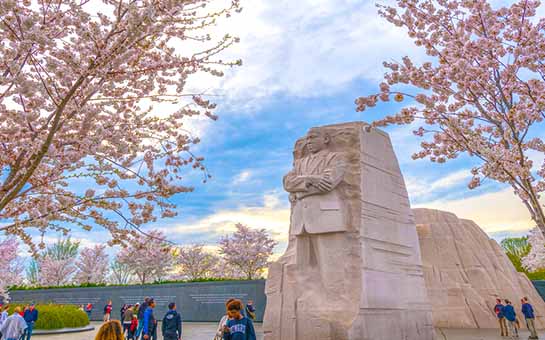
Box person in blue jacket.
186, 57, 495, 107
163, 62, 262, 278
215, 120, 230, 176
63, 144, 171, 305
502, 299, 518, 338
162, 302, 182, 340
222, 299, 256, 340
494, 298, 508, 337
142, 299, 156, 340
522, 297, 539, 339
22, 303, 38, 340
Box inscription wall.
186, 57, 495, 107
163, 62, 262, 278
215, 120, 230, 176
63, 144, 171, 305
9, 280, 266, 322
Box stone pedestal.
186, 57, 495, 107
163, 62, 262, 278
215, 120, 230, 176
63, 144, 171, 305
263, 122, 435, 340
415, 208, 545, 329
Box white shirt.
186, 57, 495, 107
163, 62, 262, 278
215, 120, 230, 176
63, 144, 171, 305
0, 313, 27, 339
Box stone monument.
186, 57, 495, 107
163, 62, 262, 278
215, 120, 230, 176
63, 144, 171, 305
263, 122, 435, 340
415, 208, 545, 329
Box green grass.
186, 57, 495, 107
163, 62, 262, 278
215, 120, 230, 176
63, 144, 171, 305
7, 304, 89, 330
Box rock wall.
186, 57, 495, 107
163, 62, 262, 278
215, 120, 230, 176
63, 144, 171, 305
415, 208, 545, 329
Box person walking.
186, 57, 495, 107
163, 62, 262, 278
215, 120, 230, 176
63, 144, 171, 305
522, 297, 539, 339
122, 305, 134, 336
495, 298, 508, 337
85, 303, 93, 320
128, 314, 138, 340
94, 320, 124, 340
142, 298, 157, 340
120, 304, 128, 322
162, 302, 182, 340
503, 299, 518, 338
103, 300, 113, 322
221, 299, 256, 340
22, 303, 38, 340
0, 304, 9, 339
0, 307, 27, 340
136, 298, 149, 339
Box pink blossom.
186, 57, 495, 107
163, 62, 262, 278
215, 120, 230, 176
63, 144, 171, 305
218, 223, 277, 280
75, 245, 109, 284
356, 0, 545, 237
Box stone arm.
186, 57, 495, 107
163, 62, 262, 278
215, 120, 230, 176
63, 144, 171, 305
297, 154, 348, 199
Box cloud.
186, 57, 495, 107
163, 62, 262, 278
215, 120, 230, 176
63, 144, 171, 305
405, 169, 471, 200
198, 0, 425, 110
232, 170, 253, 184
162, 192, 290, 252
414, 188, 535, 234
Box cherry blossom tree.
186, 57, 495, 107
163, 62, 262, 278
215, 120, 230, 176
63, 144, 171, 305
109, 258, 135, 285
522, 227, 545, 272
356, 0, 545, 236
218, 223, 277, 280
176, 244, 220, 280
0, 238, 24, 300
38, 255, 78, 286
0, 238, 24, 286
0, 0, 242, 253
75, 245, 109, 284
37, 238, 79, 286
116, 229, 174, 284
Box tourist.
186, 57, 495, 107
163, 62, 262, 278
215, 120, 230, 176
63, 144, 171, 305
503, 299, 518, 338
136, 297, 149, 339
142, 298, 157, 340
122, 305, 134, 336
522, 297, 539, 339
245, 300, 256, 321
103, 300, 113, 322
85, 303, 94, 320
222, 299, 256, 340
0, 304, 9, 339
0, 307, 27, 340
22, 303, 38, 340
162, 302, 182, 340
495, 298, 508, 336
128, 314, 138, 340
94, 320, 124, 340
120, 304, 128, 322
216, 298, 236, 340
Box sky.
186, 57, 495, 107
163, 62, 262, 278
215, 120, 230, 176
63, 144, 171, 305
9, 0, 545, 257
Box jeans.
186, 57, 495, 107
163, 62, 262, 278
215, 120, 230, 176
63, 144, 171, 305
135, 319, 144, 338
22, 322, 34, 340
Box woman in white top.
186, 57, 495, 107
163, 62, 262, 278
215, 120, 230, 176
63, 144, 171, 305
214, 298, 236, 340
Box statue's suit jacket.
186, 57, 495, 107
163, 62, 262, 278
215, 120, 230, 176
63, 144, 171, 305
284, 150, 347, 235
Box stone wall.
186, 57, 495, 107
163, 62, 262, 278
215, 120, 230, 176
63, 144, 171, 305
415, 208, 545, 329
9, 280, 266, 322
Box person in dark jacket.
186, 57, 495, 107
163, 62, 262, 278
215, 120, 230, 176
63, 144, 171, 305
22, 303, 38, 340
503, 299, 518, 338
136, 298, 149, 339
162, 302, 182, 340
103, 300, 113, 322
522, 297, 539, 339
222, 299, 256, 340
142, 299, 156, 340
495, 298, 508, 336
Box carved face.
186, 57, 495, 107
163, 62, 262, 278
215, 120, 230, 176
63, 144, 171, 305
307, 129, 329, 154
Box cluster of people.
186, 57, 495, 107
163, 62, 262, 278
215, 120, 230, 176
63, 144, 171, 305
96, 297, 182, 340
0, 303, 38, 340
94, 297, 258, 340
494, 297, 539, 339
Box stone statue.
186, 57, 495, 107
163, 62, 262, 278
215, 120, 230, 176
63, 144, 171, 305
263, 122, 435, 340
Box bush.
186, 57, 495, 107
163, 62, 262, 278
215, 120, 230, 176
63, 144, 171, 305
7, 304, 89, 330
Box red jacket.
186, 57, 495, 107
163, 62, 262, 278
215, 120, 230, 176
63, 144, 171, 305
130, 318, 138, 332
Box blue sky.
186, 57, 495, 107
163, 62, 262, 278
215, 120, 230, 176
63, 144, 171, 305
11, 0, 545, 255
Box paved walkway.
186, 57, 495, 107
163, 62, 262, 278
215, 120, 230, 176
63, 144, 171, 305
33, 322, 264, 340
32, 323, 545, 339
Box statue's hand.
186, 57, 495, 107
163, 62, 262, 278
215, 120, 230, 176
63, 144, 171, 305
317, 175, 333, 192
